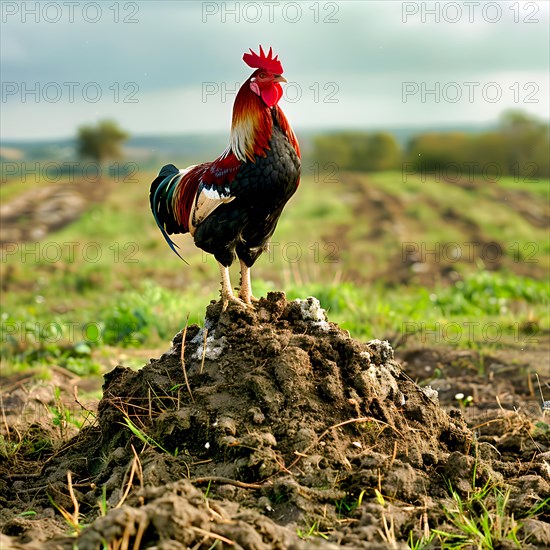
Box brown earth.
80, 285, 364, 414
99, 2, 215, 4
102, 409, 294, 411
321, 173, 549, 286
0, 179, 112, 245
1, 294, 549, 549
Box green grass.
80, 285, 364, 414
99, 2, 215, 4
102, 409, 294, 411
1, 168, 548, 377
2, 269, 546, 378
285, 270, 547, 345
297, 520, 329, 541
430, 481, 549, 549
122, 415, 174, 456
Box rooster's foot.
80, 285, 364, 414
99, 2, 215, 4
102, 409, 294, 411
221, 293, 248, 312
238, 292, 260, 305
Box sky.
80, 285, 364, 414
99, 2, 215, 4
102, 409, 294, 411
1, 0, 549, 140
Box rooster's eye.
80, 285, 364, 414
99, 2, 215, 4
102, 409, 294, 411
258, 72, 267, 79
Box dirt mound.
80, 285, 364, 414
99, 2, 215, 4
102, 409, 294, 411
1, 293, 549, 548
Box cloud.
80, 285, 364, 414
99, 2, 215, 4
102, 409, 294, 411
1, 1, 548, 139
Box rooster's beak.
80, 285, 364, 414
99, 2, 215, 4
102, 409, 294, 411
273, 75, 287, 83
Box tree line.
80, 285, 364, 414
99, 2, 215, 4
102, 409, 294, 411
311, 111, 549, 180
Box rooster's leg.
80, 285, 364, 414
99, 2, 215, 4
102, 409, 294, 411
239, 260, 259, 305
219, 262, 241, 311
219, 262, 234, 309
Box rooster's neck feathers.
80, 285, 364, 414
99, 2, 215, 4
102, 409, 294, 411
229, 82, 273, 162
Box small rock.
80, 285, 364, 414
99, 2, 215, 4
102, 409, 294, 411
366, 339, 394, 363
292, 297, 330, 331
422, 385, 439, 402
249, 407, 265, 424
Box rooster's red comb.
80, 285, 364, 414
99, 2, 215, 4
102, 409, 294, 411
243, 46, 283, 74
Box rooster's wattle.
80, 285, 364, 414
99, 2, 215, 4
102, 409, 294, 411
150, 46, 300, 307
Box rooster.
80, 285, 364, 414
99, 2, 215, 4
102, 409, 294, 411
150, 46, 300, 308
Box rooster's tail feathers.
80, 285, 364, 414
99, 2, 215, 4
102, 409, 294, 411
150, 164, 188, 263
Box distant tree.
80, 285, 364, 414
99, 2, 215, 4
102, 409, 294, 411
77, 119, 129, 163
500, 109, 538, 130
470, 132, 507, 178
344, 132, 371, 171
498, 110, 549, 179
363, 132, 401, 171
312, 134, 354, 168
406, 132, 472, 172
312, 131, 401, 172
